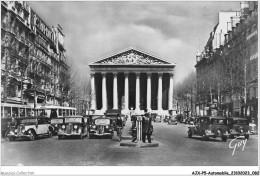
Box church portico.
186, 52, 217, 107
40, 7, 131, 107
89, 47, 176, 115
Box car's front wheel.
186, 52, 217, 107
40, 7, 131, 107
28, 131, 36, 141
188, 130, 192, 138
48, 130, 53, 138
221, 136, 227, 142
245, 134, 249, 140
79, 132, 83, 139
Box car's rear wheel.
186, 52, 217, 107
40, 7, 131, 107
29, 131, 36, 141
221, 136, 227, 142
8, 136, 16, 141
245, 134, 249, 140
188, 130, 192, 138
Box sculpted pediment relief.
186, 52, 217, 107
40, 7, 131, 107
93, 48, 171, 65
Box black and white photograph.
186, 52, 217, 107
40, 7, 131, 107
1, 0, 259, 175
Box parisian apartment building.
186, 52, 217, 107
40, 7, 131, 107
1, 1, 70, 114
195, 1, 258, 124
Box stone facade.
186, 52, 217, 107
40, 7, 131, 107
1, 1, 70, 111
89, 47, 176, 115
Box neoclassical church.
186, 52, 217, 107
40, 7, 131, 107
89, 47, 176, 115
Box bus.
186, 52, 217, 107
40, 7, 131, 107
36, 105, 77, 118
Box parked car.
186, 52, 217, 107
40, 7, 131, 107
227, 117, 250, 139
1, 118, 20, 138
187, 116, 229, 141
185, 117, 195, 125
57, 116, 88, 139
6, 117, 54, 141
168, 116, 177, 125
50, 118, 64, 135
249, 123, 258, 135
89, 117, 114, 139
154, 115, 162, 123
164, 115, 170, 123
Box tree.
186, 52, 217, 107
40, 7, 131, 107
174, 71, 197, 117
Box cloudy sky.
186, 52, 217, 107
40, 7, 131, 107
29, 1, 240, 83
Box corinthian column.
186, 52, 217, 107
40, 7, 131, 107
135, 73, 140, 111
168, 73, 174, 110
101, 72, 107, 111
113, 72, 118, 109
90, 73, 96, 110
158, 73, 163, 111
146, 73, 152, 111
124, 72, 129, 110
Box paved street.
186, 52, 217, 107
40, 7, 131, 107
1, 119, 258, 166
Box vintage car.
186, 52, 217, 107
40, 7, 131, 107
168, 116, 177, 125
187, 116, 229, 141
249, 123, 258, 135
6, 117, 54, 141
154, 115, 162, 123
57, 116, 88, 139
227, 117, 250, 139
185, 117, 195, 125
89, 117, 114, 139
1, 118, 21, 138
50, 118, 64, 134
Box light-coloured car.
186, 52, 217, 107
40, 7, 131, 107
6, 117, 54, 141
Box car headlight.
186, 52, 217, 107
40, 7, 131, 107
105, 126, 108, 129
62, 125, 65, 129
55, 124, 58, 127
15, 129, 18, 133
241, 129, 243, 133
28, 130, 31, 134
22, 129, 25, 133
74, 125, 78, 129
92, 125, 96, 129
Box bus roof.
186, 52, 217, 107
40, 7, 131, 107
37, 106, 77, 110
1, 103, 32, 109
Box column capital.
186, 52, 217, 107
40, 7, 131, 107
124, 72, 129, 77
101, 72, 107, 77
147, 73, 152, 78
158, 73, 163, 78
113, 72, 118, 78
136, 72, 140, 78
90, 72, 95, 77
169, 73, 174, 78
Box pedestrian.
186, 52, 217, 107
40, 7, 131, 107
131, 115, 137, 142
142, 110, 152, 143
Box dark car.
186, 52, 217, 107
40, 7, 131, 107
168, 115, 177, 125
89, 117, 114, 139
6, 117, 54, 141
227, 117, 250, 139
187, 116, 229, 141
57, 116, 88, 139
185, 117, 195, 125
50, 118, 64, 135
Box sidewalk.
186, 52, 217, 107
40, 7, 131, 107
121, 117, 133, 140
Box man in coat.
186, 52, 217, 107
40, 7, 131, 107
142, 110, 153, 143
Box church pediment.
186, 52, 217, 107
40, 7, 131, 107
90, 47, 174, 66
